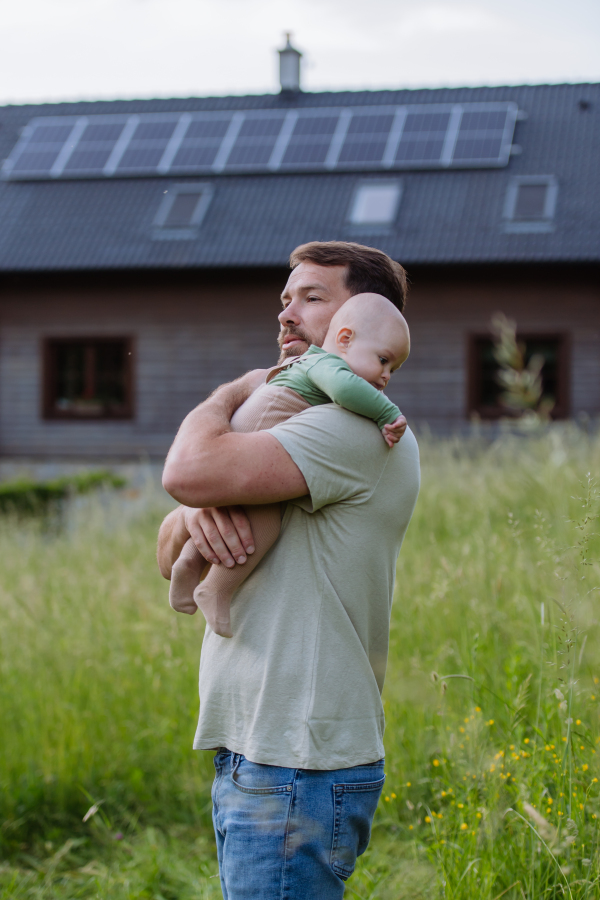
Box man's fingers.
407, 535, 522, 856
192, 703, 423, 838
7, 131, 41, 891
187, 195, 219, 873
184, 506, 253, 567
194, 520, 237, 567
211, 507, 249, 564
228, 506, 256, 555
190, 508, 248, 566
186, 521, 223, 566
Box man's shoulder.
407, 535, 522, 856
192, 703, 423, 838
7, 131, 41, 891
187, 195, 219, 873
271, 404, 419, 468
284, 402, 382, 436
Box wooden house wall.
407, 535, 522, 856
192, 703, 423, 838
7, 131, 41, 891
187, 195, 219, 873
0, 268, 598, 459
0, 274, 284, 459
398, 268, 600, 428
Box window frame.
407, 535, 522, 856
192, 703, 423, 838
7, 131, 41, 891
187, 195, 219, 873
502, 175, 558, 233
467, 331, 570, 420
152, 182, 214, 240
347, 179, 403, 229
42, 335, 135, 421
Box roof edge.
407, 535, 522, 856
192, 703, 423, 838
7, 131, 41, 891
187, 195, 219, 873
1, 80, 598, 113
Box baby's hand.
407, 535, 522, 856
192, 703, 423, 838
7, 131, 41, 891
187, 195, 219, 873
382, 415, 407, 448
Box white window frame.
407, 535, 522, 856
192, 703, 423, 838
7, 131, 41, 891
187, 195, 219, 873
502, 175, 558, 234
152, 182, 214, 240
347, 179, 403, 229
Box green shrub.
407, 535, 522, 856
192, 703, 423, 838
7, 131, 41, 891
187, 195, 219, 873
0, 471, 126, 515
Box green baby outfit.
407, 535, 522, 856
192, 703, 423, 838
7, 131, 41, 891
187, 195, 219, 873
268, 345, 400, 429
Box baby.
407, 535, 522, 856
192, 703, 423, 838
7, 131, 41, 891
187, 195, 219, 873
169, 292, 410, 636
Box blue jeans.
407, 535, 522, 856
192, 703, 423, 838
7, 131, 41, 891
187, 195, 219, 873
211, 749, 385, 899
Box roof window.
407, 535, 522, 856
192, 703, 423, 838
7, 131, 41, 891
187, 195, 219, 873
153, 183, 213, 240
503, 176, 558, 233
349, 181, 402, 227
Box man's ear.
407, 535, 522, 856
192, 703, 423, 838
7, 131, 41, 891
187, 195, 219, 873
336, 327, 354, 352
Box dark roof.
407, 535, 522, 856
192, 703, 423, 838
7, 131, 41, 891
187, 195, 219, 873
0, 83, 598, 271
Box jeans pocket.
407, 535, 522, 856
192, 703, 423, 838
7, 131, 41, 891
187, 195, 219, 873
330, 775, 385, 879
230, 754, 295, 795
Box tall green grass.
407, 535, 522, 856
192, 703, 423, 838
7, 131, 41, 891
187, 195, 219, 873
2, 428, 600, 898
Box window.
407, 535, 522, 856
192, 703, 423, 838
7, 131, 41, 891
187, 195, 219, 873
43, 337, 133, 419
348, 181, 402, 227
468, 334, 568, 419
152, 183, 213, 240
503, 176, 558, 233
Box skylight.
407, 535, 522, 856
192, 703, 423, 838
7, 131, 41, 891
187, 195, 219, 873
349, 181, 402, 226
153, 183, 213, 240
503, 176, 558, 233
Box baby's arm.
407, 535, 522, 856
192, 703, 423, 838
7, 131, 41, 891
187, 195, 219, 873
307, 359, 404, 442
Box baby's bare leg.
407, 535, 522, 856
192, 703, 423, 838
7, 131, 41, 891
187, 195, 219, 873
169, 538, 209, 616
193, 503, 281, 638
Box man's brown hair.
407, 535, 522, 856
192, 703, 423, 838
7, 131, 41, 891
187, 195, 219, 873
289, 241, 408, 312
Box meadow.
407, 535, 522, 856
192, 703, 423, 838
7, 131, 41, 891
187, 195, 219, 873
1, 427, 600, 899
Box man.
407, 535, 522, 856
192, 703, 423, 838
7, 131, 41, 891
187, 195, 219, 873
158, 241, 420, 899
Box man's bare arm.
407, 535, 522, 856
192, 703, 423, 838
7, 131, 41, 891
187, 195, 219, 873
162, 374, 308, 511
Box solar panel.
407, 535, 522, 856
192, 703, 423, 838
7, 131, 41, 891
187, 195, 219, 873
63, 121, 127, 174
281, 115, 339, 167
1, 102, 519, 181
169, 117, 232, 172
224, 113, 287, 169
337, 113, 394, 166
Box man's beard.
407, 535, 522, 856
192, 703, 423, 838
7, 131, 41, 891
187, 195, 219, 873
276, 326, 312, 364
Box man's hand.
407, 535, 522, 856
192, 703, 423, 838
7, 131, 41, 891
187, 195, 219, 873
381, 414, 407, 448
184, 506, 255, 568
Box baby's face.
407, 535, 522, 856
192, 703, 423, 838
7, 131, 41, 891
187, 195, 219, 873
340, 330, 407, 390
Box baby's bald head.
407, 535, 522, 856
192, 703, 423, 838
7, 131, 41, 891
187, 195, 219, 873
325, 293, 409, 360
322, 293, 410, 390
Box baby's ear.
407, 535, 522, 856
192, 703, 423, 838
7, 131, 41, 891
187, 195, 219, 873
336, 327, 354, 350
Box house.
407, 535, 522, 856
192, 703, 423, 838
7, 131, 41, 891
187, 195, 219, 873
0, 50, 598, 460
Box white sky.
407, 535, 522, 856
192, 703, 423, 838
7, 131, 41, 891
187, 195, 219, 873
1, 0, 599, 106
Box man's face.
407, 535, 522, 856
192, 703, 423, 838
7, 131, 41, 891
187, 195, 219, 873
277, 262, 353, 363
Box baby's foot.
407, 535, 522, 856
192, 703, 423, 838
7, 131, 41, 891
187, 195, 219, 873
193, 583, 233, 638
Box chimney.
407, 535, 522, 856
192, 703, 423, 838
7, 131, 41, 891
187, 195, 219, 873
278, 33, 302, 93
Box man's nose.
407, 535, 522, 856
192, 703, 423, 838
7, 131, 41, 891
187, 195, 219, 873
278, 301, 301, 326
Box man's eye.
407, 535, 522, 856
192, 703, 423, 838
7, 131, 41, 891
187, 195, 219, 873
307, 296, 321, 302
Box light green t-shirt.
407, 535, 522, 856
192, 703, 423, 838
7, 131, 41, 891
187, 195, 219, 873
269, 345, 401, 430
194, 399, 420, 769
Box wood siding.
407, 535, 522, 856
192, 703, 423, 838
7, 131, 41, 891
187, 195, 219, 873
0, 268, 598, 458
397, 269, 600, 429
